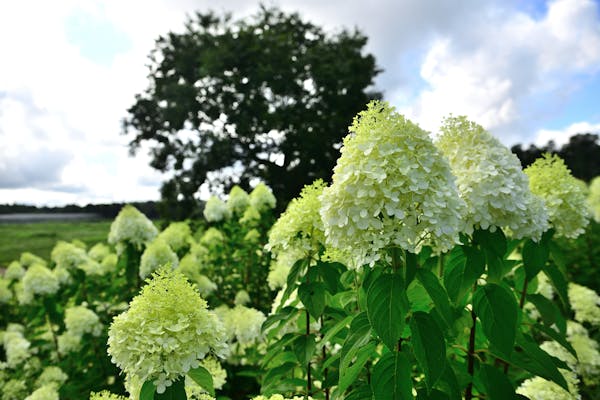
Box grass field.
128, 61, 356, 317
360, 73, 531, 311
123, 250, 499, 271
0, 220, 112, 267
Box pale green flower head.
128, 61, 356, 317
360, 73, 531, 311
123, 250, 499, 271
525, 153, 590, 238
22, 264, 59, 298
587, 176, 600, 222
234, 290, 250, 306
203, 196, 230, 222
252, 395, 313, 400
243, 228, 261, 244
101, 254, 118, 274
268, 180, 326, 259
569, 283, 600, 326
52, 266, 72, 286
227, 185, 250, 215
4, 261, 25, 281
240, 205, 261, 226
64, 305, 103, 337
57, 331, 81, 354
139, 239, 179, 279
249, 183, 276, 212
3, 328, 31, 368
107, 268, 227, 393
2, 379, 27, 400
321, 101, 466, 267
35, 366, 68, 388
51, 241, 88, 270
215, 305, 266, 348
437, 116, 549, 241
157, 222, 192, 253
199, 227, 225, 248
20, 252, 46, 268
0, 278, 12, 304
185, 356, 227, 397
267, 247, 305, 290
24, 384, 59, 400
516, 370, 580, 400
88, 243, 111, 262
567, 321, 600, 386
78, 258, 107, 277
89, 391, 128, 400
71, 239, 87, 250
108, 205, 158, 251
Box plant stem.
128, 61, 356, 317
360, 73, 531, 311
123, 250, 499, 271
45, 312, 61, 362
519, 277, 529, 309
438, 253, 445, 277
465, 288, 477, 400
306, 308, 312, 396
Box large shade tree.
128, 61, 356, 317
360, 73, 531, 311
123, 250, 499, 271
123, 6, 381, 218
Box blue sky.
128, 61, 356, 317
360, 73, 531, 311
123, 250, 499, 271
0, 0, 599, 206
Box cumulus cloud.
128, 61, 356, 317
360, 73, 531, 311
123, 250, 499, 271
535, 121, 600, 147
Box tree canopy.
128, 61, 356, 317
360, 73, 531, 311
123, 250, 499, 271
123, 6, 381, 218
511, 133, 600, 182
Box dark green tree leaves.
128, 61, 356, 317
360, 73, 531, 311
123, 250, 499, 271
372, 352, 413, 400
410, 311, 446, 390
367, 273, 408, 351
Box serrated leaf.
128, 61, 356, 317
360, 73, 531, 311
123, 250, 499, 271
416, 269, 454, 328
372, 351, 413, 400
410, 311, 446, 389
293, 333, 316, 365
366, 273, 408, 350
338, 341, 376, 394
298, 281, 326, 317
473, 284, 517, 358
478, 364, 515, 400
140, 381, 156, 400
522, 239, 549, 280
187, 365, 214, 396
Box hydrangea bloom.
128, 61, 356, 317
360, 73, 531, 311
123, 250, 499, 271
0, 278, 11, 304
243, 228, 261, 244
52, 266, 71, 285
268, 180, 326, 259
89, 391, 128, 400
101, 254, 118, 272
24, 385, 59, 400
240, 205, 261, 226
516, 369, 580, 400
569, 283, 600, 326
252, 395, 312, 400
4, 261, 25, 281
35, 366, 68, 388
249, 183, 276, 212
267, 248, 305, 290
588, 176, 600, 222
139, 239, 179, 279
108, 205, 158, 251
51, 241, 88, 270
3, 325, 31, 367
568, 321, 600, 385
2, 379, 28, 400
320, 101, 465, 267
200, 228, 225, 248
64, 305, 103, 337
20, 252, 47, 268
185, 356, 227, 397
22, 264, 59, 298
525, 154, 590, 238
157, 222, 192, 253
227, 185, 250, 215
437, 116, 549, 241
234, 290, 250, 306
57, 331, 81, 354
203, 196, 230, 222
107, 268, 227, 393
88, 243, 111, 262
215, 305, 266, 349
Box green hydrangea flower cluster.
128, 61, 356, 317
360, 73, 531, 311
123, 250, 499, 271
200, 228, 225, 248
57, 305, 102, 354
107, 268, 227, 393
227, 186, 250, 215
568, 321, 600, 386
185, 356, 227, 398
35, 366, 68, 388
21, 264, 59, 302
320, 101, 465, 267
4, 261, 25, 281
249, 183, 276, 213
157, 222, 192, 253
569, 283, 600, 326
525, 154, 590, 239
204, 196, 230, 222
0, 278, 11, 304
216, 305, 266, 348
240, 205, 261, 226
437, 116, 549, 240
268, 180, 326, 259
108, 205, 158, 251
24, 384, 59, 400
88, 243, 111, 262
587, 176, 600, 222
2, 324, 31, 368
89, 391, 128, 400
139, 239, 179, 279
51, 241, 88, 270
20, 252, 46, 268
252, 395, 312, 400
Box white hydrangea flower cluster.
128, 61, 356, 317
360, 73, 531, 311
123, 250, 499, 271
249, 183, 276, 213
89, 391, 128, 400
525, 154, 590, 239
200, 228, 225, 248
227, 185, 250, 215
108, 205, 158, 251
437, 116, 549, 241
185, 356, 227, 398
20, 252, 47, 268
64, 305, 103, 337
35, 366, 68, 388
157, 222, 192, 253
267, 248, 305, 290
568, 283, 600, 326
2, 324, 31, 368
77, 258, 107, 277
2, 379, 28, 400
101, 254, 118, 273
234, 290, 251, 306
215, 305, 266, 350
568, 321, 600, 385
0, 278, 12, 304
51, 241, 88, 270
177, 252, 217, 296
139, 239, 179, 279
243, 228, 261, 244
88, 243, 111, 262
588, 176, 600, 222
320, 101, 466, 267
268, 180, 326, 259
4, 261, 25, 281
24, 385, 60, 400
203, 196, 231, 222
240, 205, 261, 226
108, 268, 227, 394
21, 264, 59, 300
252, 395, 312, 400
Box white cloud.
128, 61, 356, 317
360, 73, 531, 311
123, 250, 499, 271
535, 121, 600, 147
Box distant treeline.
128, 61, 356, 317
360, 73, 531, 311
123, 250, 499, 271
0, 201, 160, 219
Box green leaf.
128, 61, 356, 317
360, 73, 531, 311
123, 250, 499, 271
140, 381, 156, 400
317, 261, 345, 293
416, 269, 454, 328
522, 239, 549, 280
473, 284, 517, 358
473, 228, 507, 257
338, 341, 377, 394
339, 312, 373, 393
155, 379, 187, 399
416, 389, 449, 400
187, 365, 214, 396
542, 266, 569, 307
534, 323, 577, 358
405, 251, 418, 285
511, 334, 569, 391
293, 333, 316, 365
321, 315, 353, 346
371, 351, 413, 400
409, 311, 446, 389
345, 384, 373, 400
478, 365, 515, 400
298, 281, 326, 317
366, 273, 408, 350
527, 294, 566, 333
281, 258, 309, 306
444, 246, 484, 304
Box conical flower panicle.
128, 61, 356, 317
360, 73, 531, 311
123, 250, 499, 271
320, 101, 465, 268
